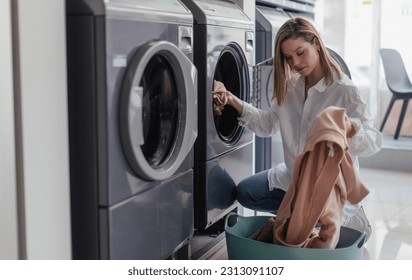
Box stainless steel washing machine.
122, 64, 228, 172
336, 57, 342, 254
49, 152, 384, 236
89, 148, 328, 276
254, 0, 315, 172
256, 0, 315, 16
256, 5, 290, 64
254, 5, 290, 173
66, 0, 197, 259
181, 0, 254, 230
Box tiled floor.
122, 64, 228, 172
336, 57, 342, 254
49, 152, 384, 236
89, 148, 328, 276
360, 167, 412, 260
207, 167, 412, 260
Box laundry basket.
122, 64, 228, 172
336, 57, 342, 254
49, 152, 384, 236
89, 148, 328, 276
224, 213, 366, 260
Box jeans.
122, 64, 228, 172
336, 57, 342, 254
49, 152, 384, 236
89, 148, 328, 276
236, 170, 286, 214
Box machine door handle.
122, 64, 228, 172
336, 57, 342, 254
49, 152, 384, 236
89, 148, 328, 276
179, 26, 193, 52
245, 31, 254, 52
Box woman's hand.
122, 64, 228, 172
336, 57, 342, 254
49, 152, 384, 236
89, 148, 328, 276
212, 80, 244, 116
213, 80, 226, 94
213, 80, 229, 116
213, 97, 225, 116
345, 118, 356, 138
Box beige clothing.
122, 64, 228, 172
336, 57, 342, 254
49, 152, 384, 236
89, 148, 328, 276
273, 106, 369, 248
239, 73, 382, 221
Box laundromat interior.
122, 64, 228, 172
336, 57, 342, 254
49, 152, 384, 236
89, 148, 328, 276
1, 0, 412, 260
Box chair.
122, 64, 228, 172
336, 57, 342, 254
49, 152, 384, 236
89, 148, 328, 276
379, 48, 412, 139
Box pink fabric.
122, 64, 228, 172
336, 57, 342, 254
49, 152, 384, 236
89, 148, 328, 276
273, 106, 369, 248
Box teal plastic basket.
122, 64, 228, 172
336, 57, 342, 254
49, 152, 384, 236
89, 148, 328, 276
224, 213, 366, 260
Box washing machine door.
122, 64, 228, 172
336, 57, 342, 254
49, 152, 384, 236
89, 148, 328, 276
213, 42, 250, 145
119, 40, 197, 181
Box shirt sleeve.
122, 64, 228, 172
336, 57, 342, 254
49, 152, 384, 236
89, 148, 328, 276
267, 162, 291, 192
345, 86, 383, 157
238, 102, 280, 137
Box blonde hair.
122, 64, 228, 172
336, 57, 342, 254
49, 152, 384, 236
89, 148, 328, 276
273, 17, 343, 105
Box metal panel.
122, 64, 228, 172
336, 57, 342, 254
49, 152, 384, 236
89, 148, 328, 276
195, 142, 253, 229
101, 169, 194, 259
181, 0, 253, 28
256, 0, 315, 14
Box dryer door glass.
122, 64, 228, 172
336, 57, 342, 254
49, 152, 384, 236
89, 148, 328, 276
140, 55, 178, 167
213, 42, 249, 144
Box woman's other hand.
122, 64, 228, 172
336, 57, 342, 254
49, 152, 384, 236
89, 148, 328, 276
345, 117, 356, 138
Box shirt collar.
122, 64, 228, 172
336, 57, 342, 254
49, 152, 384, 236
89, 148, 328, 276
313, 77, 327, 92
298, 71, 340, 93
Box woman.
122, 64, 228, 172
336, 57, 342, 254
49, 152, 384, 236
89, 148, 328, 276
213, 17, 382, 241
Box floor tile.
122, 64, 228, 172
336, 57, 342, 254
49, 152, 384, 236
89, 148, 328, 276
360, 167, 412, 260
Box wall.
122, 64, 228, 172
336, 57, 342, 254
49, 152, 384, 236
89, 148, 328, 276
321, 0, 345, 56
0, 0, 19, 260
1, 0, 72, 259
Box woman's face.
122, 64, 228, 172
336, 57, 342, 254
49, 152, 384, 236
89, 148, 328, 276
281, 36, 321, 78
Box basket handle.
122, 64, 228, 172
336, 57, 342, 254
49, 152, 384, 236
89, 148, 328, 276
224, 212, 242, 228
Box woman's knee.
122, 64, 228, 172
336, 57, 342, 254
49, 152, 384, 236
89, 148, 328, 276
236, 174, 267, 205
235, 180, 249, 203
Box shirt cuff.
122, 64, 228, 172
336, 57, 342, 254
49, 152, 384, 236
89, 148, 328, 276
238, 101, 252, 126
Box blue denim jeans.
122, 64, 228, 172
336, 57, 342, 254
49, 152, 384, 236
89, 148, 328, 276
236, 170, 286, 214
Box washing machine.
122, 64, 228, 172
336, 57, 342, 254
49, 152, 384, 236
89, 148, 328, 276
283, 0, 315, 20
253, 0, 315, 172
256, 5, 290, 64
256, 0, 315, 17
181, 0, 254, 230
66, 0, 197, 259
254, 5, 290, 173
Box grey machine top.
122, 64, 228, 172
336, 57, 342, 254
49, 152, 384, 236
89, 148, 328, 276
67, 0, 193, 24
181, 0, 253, 29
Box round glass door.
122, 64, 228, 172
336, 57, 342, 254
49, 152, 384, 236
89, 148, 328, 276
119, 41, 197, 181
213, 42, 250, 144
140, 55, 178, 168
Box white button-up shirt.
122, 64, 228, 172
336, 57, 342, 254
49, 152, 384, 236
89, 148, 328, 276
239, 73, 383, 219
